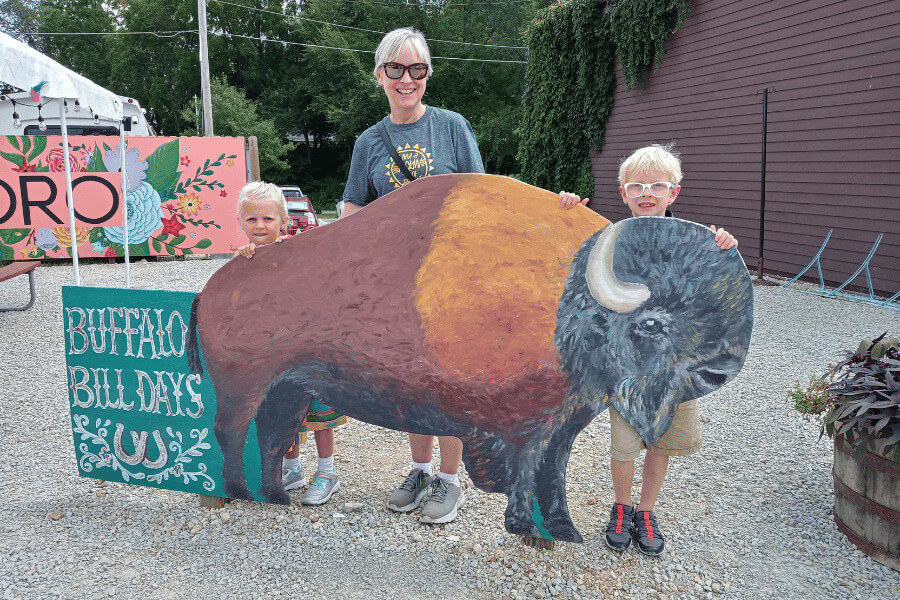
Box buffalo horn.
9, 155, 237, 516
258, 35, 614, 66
586, 221, 650, 313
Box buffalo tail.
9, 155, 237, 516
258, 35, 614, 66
187, 294, 203, 375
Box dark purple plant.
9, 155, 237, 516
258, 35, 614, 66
824, 332, 900, 461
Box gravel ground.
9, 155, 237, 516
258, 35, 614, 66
1, 257, 898, 600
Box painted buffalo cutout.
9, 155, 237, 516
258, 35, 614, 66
187, 173, 753, 543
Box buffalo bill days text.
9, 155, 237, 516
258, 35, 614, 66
65, 306, 204, 419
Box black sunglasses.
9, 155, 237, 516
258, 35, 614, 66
381, 62, 429, 80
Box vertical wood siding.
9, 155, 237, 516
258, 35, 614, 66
590, 0, 900, 295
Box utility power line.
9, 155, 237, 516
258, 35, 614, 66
22, 30, 195, 38
216, 31, 527, 63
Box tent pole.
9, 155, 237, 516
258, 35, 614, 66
59, 99, 80, 285
119, 124, 130, 287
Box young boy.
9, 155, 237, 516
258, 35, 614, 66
604, 144, 738, 556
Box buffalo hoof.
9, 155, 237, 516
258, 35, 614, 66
543, 521, 583, 544
224, 480, 254, 502
261, 486, 290, 506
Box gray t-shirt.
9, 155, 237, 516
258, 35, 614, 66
342, 106, 485, 206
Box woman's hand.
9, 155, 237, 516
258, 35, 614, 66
559, 191, 589, 210
709, 226, 739, 249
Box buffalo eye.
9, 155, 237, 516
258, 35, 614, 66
635, 317, 665, 336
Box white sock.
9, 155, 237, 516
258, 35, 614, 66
317, 455, 335, 474
437, 472, 460, 487
413, 461, 433, 476
283, 457, 301, 472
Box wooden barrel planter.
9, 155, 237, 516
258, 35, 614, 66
832, 433, 899, 571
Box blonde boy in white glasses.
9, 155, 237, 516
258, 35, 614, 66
604, 143, 738, 556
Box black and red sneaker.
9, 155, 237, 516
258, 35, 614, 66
633, 510, 665, 556
605, 503, 635, 551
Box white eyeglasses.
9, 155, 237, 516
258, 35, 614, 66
623, 182, 675, 198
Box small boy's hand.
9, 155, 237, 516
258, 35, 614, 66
709, 226, 739, 250
236, 243, 257, 258
275, 234, 291, 243
559, 191, 589, 210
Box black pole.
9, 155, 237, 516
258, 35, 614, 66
757, 87, 769, 280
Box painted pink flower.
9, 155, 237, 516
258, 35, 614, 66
220, 190, 227, 197
180, 156, 191, 167
47, 147, 84, 173
104, 246, 117, 258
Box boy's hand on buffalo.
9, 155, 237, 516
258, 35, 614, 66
709, 226, 738, 250
275, 235, 291, 243
558, 191, 589, 210
236, 243, 257, 258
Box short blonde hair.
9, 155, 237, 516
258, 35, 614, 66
373, 27, 433, 80
237, 181, 287, 219
618, 143, 683, 186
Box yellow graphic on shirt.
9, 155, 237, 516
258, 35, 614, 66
385, 143, 434, 188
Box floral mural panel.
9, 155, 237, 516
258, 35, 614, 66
0, 136, 247, 260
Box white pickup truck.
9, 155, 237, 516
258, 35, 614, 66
0, 92, 154, 136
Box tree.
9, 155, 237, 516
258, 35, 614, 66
182, 77, 294, 183
105, 0, 200, 135
0, 0, 43, 48
38, 0, 116, 88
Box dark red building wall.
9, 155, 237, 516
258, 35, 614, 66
589, 0, 900, 295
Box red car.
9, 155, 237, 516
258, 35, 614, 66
279, 185, 319, 235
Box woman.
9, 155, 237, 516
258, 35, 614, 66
340, 27, 480, 525
340, 27, 585, 525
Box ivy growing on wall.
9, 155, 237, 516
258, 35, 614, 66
608, 0, 691, 89
518, 0, 691, 199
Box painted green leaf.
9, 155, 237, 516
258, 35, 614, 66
0, 151, 24, 167
155, 170, 182, 201
87, 144, 108, 172
194, 238, 212, 249
151, 238, 162, 253
21, 136, 31, 155
0, 229, 31, 244
170, 235, 186, 246
145, 140, 180, 196
182, 248, 193, 255
128, 240, 150, 256
6, 136, 21, 151
26, 136, 46, 161
0, 242, 12, 261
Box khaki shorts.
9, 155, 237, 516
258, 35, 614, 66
609, 399, 702, 461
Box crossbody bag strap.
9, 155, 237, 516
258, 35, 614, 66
376, 120, 416, 182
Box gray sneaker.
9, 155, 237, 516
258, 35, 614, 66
420, 478, 465, 524
387, 468, 434, 513
300, 471, 340, 505
282, 467, 307, 491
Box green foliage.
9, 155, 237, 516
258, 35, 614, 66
181, 77, 294, 183
38, 0, 115, 88
788, 375, 835, 421
823, 333, 900, 461
608, 0, 691, 90
518, 0, 616, 197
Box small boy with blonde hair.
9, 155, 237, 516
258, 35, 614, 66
604, 144, 737, 555
236, 181, 347, 505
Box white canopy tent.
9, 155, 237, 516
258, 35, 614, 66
0, 32, 133, 286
